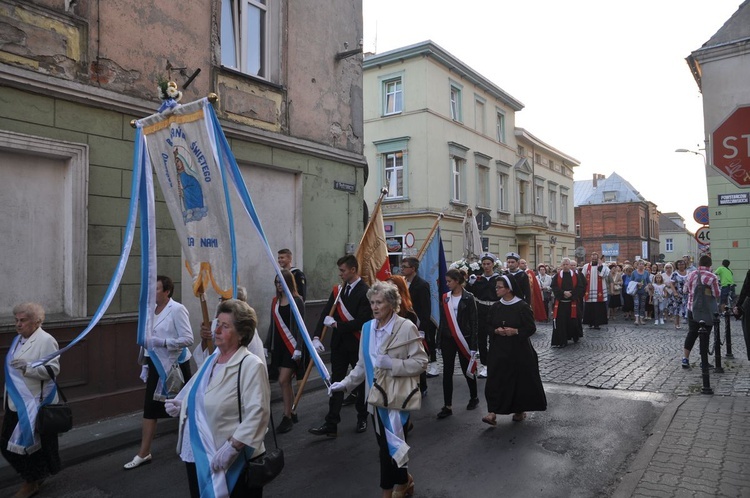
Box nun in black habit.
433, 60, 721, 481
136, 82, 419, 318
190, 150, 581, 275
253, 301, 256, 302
482, 275, 547, 425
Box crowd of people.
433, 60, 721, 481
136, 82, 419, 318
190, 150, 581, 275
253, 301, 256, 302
5, 245, 743, 498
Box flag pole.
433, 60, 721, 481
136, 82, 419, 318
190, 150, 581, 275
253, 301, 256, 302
361, 187, 389, 246
292, 186, 389, 412
197, 282, 214, 354
416, 213, 444, 260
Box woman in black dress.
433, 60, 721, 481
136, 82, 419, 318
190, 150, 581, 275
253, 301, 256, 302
265, 269, 305, 433
483, 275, 547, 425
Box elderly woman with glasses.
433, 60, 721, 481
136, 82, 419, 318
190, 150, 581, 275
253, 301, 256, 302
329, 281, 428, 498
482, 276, 547, 426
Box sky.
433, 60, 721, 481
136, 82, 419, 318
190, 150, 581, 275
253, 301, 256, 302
362, 0, 741, 233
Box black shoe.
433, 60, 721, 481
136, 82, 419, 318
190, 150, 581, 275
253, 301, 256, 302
291, 412, 298, 424
308, 423, 337, 438
356, 419, 368, 433
437, 406, 453, 419
277, 416, 294, 434
342, 393, 358, 406
593, 326, 601, 330
700, 362, 714, 370
467, 397, 480, 410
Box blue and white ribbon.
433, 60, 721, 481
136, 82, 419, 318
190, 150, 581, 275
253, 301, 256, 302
5, 336, 56, 454
361, 320, 410, 467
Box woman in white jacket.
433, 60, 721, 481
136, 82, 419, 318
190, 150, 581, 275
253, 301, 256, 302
330, 281, 428, 498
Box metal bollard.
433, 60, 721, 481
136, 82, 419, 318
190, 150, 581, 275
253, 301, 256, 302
724, 309, 734, 358
713, 313, 724, 374
698, 320, 713, 395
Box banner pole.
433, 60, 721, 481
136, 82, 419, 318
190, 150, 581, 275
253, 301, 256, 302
197, 282, 213, 354
416, 213, 444, 260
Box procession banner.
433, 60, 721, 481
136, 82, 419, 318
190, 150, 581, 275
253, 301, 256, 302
417, 227, 447, 327
356, 193, 391, 286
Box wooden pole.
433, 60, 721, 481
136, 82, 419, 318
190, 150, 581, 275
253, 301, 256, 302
292, 187, 389, 412
416, 213, 444, 260
197, 282, 213, 354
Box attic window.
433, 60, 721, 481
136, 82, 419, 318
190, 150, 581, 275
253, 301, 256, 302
603, 191, 617, 202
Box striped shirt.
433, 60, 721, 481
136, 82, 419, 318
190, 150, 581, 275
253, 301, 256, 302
685, 266, 721, 312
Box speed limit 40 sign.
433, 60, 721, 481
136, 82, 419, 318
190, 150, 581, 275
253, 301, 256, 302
695, 226, 710, 245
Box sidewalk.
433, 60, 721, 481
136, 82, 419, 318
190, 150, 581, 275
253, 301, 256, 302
613, 394, 750, 497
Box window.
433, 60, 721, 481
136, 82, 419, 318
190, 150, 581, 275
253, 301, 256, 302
450, 84, 462, 121
384, 78, 403, 115
451, 156, 465, 202
549, 190, 557, 221
548, 159, 554, 169
477, 166, 490, 208
603, 191, 617, 202
374, 137, 410, 199
535, 153, 541, 164
384, 151, 404, 198
575, 223, 581, 237
666, 238, 674, 252
496, 111, 506, 143
221, 0, 268, 77
561, 193, 569, 224
497, 173, 508, 211
518, 145, 525, 157
474, 98, 485, 133
535, 185, 544, 215
517, 180, 528, 214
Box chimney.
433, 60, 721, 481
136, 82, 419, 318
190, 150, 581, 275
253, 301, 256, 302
592, 173, 605, 188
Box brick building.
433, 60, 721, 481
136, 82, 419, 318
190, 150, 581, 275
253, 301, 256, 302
574, 173, 660, 264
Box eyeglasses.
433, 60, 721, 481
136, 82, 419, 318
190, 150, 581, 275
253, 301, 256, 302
400, 265, 412, 269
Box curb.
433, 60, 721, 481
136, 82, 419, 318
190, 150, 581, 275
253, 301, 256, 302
610, 395, 689, 498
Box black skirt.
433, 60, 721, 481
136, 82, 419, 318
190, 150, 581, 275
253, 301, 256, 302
143, 357, 192, 419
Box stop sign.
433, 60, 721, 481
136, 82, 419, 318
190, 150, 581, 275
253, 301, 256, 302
712, 105, 750, 187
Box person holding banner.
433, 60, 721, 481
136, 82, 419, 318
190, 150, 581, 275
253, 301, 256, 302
2, 303, 61, 498
437, 269, 479, 419
125, 275, 194, 470
466, 254, 501, 379
329, 281, 427, 498
166, 299, 270, 498
483, 275, 546, 425
309, 255, 373, 437
266, 270, 306, 434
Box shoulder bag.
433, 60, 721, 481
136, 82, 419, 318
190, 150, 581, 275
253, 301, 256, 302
366, 333, 423, 411
626, 280, 638, 296
37, 365, 73, 435
237, 355, 284, 488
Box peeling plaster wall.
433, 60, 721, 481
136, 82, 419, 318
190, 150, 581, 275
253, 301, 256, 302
286, 0, 364, 154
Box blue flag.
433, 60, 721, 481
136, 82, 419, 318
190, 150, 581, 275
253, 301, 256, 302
417, 227, 448, 327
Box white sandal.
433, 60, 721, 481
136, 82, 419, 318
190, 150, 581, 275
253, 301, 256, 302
124, 454, 152, 470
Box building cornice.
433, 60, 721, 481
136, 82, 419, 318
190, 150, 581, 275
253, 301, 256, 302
515, 127, 581, 166
0, 64, 367, 169
364, 41, 524, 111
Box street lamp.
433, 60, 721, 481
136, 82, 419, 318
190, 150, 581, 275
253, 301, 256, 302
675, 148, 707, 165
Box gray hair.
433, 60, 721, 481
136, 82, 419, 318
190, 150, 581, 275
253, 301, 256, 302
13, 302, 45, 325
236, 286, 248, 302
366, 281, 401, 313
561, 257, 572, 266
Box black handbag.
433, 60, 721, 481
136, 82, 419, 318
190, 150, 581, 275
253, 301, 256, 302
37, 365, 73, 435
237, 356, 284, 488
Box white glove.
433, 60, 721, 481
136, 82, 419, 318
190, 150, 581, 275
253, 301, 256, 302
468, 274, 477, 285
292, 350, 302, 361
164, 399, 182, 417
323, 316, 336, 328
313, 337, 325, 353
210, 441, 241, 472
418, 331, 425, 339
263, 348, 269, 360
470, 350, 479, 360
139, 365, 149, 383
374, 354, 393, 370
10, 359, 28, 372
328, 381, 346, 397
147, 336, 166, 350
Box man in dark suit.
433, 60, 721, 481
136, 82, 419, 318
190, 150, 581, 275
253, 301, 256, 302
401, 257, 436, 390
309, 255, 372, 437
505, 252, 531, 304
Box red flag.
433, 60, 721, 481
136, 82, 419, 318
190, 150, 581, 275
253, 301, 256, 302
356, 198, 391, 285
